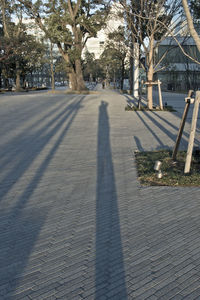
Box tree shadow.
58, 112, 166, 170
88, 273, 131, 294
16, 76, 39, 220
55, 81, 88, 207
0, 94, 69, 139
0, 208, 47, 300
96, 101, 127, 299
0, 96, 84, 298
135, 111, 165, 148
0, 100, 68, 166
134, 136, 144, 152
0, 97, 84, 202
141, 111, 195, 149
151, 111, 190, 140
1, 96, 78, 151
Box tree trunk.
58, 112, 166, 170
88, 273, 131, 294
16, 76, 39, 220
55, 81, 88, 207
62, 56, 78, 91
147, 37, 154, 110
120, 59, 125, 90
50, 42, 55, 91
113, 70, 116, 88
147, 74, 153, 109
1, 0, 9, 38
16, 72, 21, 91
51, 62, 55, 91
75, 58, 86, 91
129, 55, 133, 92
56, 43, 77, 90
68, 71, 77, 90
16, 61, 22, 91
5, 78, 9, 89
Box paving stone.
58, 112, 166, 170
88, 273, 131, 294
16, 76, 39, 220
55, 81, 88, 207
0, 89, 200, 299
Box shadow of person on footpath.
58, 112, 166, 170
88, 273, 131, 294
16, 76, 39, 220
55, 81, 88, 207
95, 101, 127, 299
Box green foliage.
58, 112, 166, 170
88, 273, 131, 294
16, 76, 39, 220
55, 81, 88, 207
100, 26, 128, 86
83, 51, 103, 80
0, 0, 46, 86
45, 13, 72, 44
19, 0, 110, 90
190, 0, 200, 20
42, 0, 110, 52
54, 56, 67, 73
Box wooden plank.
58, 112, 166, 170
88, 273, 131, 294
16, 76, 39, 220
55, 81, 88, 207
172, 90, 193, 160
184, 91, 200, 174
144, 81, 161, 85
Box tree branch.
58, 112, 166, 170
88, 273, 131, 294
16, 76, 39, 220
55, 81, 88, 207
182, 0, 200, 53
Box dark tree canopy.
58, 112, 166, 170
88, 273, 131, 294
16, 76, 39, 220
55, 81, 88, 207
17, 0, 110, 91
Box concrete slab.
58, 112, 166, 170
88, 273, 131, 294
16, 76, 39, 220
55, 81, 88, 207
0, 86, 200, 299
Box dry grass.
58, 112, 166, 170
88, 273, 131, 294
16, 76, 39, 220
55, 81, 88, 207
135, 150, 200, 186
125, 105, 176, 112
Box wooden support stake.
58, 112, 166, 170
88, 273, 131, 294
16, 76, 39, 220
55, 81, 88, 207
157, 80, 163, 110
184, 91, 200, 174
172, 90, 193, 160
144, 80, 163, 109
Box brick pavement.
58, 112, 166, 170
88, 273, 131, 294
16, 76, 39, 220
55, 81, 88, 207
0, 87, 200, 299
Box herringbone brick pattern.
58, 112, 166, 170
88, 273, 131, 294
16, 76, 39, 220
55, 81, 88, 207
0, 88, 200, 299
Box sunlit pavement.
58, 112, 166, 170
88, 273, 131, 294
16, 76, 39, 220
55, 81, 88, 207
0, 86, 200, 299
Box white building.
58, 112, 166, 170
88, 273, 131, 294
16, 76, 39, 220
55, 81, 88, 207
84, 3, 124, 59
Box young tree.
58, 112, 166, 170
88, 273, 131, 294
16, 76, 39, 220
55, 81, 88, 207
121, 0, 181, 109
17, 0, 110, 91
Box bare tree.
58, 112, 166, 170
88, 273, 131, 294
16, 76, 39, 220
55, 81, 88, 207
120, 0, 181, 109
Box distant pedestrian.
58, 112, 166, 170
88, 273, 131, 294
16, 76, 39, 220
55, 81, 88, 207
102, 81, 105, 89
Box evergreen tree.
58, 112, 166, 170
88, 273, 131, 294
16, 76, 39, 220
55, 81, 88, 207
18, 0, 110, 91
0, 0, 46, 90
103, 26, 128, 90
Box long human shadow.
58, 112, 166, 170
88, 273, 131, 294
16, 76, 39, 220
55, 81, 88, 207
0, 97, 83, 299
0, 97, 84, 202
96, 101, 127, 299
